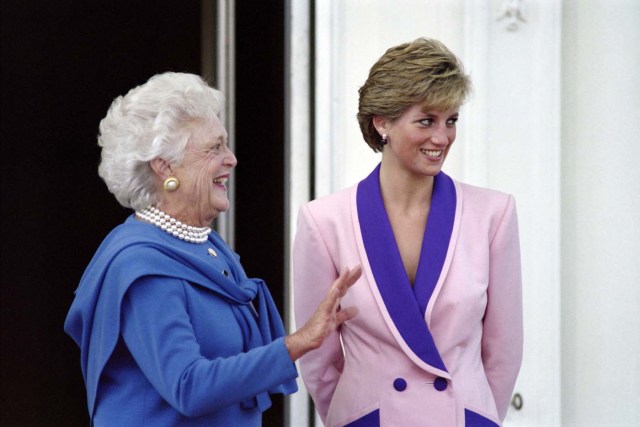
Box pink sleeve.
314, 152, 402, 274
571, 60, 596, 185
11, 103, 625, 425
292, 204, 343, 423
482, 195, 524, 421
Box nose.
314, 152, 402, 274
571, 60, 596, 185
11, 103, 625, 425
430, 124, 449, 146
225, 146, 238, 168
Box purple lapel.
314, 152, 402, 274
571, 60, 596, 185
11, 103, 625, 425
413, 167, 457, 315
356, 164, 456, 372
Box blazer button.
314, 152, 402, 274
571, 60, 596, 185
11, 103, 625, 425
393, 378, 407, 392
434, 377, 447, 391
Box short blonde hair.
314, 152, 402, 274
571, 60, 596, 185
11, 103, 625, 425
357, 38, 471, 152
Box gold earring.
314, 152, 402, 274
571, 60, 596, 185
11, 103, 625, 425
163, 177, 180, 192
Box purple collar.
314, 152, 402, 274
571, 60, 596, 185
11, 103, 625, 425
356, 164, 456, 371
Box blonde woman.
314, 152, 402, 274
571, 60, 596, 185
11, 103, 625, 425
293, 38, 523, 427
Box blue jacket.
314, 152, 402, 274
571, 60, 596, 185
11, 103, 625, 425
64, 216, 298, 425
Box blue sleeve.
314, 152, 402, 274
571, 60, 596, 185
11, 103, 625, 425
120, 276, 298, 417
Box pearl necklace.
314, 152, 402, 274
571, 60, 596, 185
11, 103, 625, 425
135, 206, 211, 244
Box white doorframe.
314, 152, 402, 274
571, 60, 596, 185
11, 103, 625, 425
284, 0, 313, 425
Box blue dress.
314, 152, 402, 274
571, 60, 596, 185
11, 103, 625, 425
64, 216, 298, 426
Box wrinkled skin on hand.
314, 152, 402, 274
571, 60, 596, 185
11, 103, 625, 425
285, 266, 362, 361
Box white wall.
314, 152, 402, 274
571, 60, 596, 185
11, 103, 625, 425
561, 1, 640, 425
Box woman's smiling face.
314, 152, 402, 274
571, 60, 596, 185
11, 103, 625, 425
378, 104, 459, 178
164, 115, 237, 227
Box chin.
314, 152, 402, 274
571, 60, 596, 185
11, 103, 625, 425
213, 203, 230, 215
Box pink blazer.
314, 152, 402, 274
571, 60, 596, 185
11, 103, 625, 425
293, 166, 522, 427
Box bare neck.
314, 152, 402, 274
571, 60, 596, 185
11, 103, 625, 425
379, 163, 434, 214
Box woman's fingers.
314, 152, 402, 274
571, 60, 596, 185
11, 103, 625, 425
335, 306, 358, 325
286, 265, 362, 361
330, 265, 362, 299
339, 265, 362, 288
326, 266, 361, 324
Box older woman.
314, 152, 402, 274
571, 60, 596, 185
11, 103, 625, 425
293, 38, 523, 426
64, 72, 360, 426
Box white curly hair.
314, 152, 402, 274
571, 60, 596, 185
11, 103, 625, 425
97, 72, 224, 210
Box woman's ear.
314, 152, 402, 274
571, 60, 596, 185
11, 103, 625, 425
372, 116, 388, 137
149, 158, 174, 180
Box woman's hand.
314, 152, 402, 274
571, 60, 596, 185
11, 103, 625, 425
285, 265, 362, 361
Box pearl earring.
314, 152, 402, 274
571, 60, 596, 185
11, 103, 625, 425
381, 134, 388, 145
163, 177, 180, 192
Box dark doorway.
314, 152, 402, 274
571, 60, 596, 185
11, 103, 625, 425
1, 1, 286, 425
234, 1, 287, 426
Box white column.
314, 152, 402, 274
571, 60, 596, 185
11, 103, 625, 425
212, 0, 236, 245
561, 1, 640, 425
285, 0, 312, 426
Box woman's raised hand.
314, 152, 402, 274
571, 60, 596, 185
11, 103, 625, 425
285, 266, 362, 361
